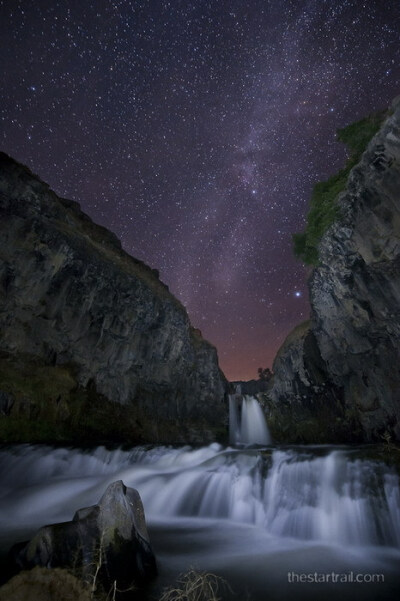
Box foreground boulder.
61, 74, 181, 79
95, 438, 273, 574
11, 481, 156, 591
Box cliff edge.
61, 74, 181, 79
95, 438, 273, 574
0, 153, 227, 443
265, 97, 400, 443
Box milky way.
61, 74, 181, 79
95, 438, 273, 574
1, 0, 399, 379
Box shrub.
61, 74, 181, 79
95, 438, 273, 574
159, 569, 230, 601
293, 110, 387, 265
0, 567, 92, 601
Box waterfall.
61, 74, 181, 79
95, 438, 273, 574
0, 444, 399, 548
240, 397, 271, 445
229, 395, 241, 445
229, 390, 271, 445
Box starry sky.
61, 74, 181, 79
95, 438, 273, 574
1, 1, 399, 380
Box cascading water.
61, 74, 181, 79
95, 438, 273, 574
0, 444, 399, 600
229, 386, 271, 445
0, 444, 399, 546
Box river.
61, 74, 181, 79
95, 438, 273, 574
0, 442, 399, 600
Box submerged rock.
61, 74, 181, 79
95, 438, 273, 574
11, 481, 156, 590
268, 97, 400, 442
0, 153, 227, 443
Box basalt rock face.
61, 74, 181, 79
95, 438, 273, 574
264, 322, 356, 442
0, 153, 227, 443
230, 379, 270, 395
267, 98, 400, 442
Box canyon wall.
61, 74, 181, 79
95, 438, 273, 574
0, 153, 227, 443
265, 98, 400, 442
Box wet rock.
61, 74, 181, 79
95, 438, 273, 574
11, 481, 157, 590
230, 379, 270, 395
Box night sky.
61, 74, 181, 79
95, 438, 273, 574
1, 1, 399, 380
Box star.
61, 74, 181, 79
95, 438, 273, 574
1, 1, 399, 380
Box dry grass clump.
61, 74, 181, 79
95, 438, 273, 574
0, 567, 230, 601
159, 569, 229, 601
0, 566, 92, 601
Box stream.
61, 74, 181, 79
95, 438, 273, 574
0, 442, 399, 600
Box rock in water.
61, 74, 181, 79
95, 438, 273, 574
266, 97, 400, 443
11, 481, 157, 590
0, 153, 227, 443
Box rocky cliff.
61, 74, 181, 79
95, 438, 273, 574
265, 97, 400, 443
0, 153, 227, 443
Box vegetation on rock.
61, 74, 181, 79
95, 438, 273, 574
257, 367, 272, 381
0, 351, 227, 445
293, 110, 387, 265
0, 352, 140, 444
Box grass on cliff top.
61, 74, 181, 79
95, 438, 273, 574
0, 351, 227, 445
293, 110, 387, 265
0, 352, 138, 444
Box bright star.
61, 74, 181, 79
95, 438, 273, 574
294, 291, 301, 297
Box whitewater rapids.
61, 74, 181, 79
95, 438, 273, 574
0, 443, 399, 600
